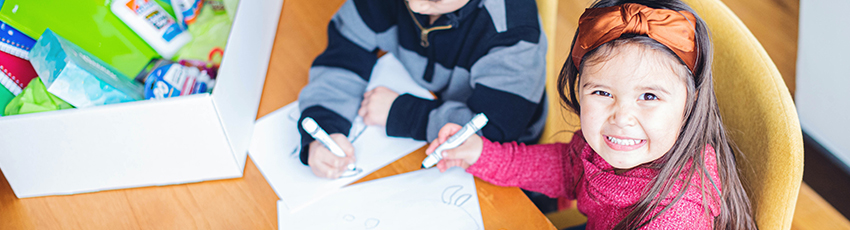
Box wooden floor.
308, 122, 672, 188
547, 0, 849, 229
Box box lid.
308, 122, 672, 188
210, 0, 283, 170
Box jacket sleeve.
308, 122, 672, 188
297, 0, 399, 165
465, 131, 585, 199
385, 25, 548, 142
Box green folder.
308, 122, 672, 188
0, 0, 175, 78
0, 85, 12, 116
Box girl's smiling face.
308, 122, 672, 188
578, 41, 690, 169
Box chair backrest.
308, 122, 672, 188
538, 0, 582, 145
539, 0, 804, 229
685, 0, 803, 228
536, 0, 564, 140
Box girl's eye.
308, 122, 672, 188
592, 90, 611, 97
640, 93, 658, 100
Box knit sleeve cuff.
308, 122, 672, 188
386, 93, 443, 140
465, 136, 504, 179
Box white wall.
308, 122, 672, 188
796, 0, 850, 167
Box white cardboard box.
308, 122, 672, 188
0, 0, 283, 198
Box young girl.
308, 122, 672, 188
426, 0, 758, 229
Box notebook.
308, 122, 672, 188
0, 21, 35, 60
0, 50, 37, 95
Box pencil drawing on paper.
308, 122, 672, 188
442, 185, 472, 206
338, 185, 480, 230
342, 214, 380, 229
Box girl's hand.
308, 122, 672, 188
358, 86, 399, 126
425, 123, 484, 172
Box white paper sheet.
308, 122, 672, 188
249, 53, 435, 211
278, 167, 483, 230
250, 103, 426, 211
364, 53, 434, 99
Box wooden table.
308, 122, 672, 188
0, 0, 555, 229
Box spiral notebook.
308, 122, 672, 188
0, 21, 35, 60
0, 50, 37, 95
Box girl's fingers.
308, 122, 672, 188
428, 123, 464, 154
437, 123, 464, 143
425, 139, 441, 155
426, 123, 461, 155
441, 148, 463, 161
436, 159, 469, 173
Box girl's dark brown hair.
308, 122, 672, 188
557, 0, 757, 229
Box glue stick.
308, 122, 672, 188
111, 0, 192, 59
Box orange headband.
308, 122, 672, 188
571, 3, 698, 72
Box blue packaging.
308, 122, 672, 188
144, 63, 213, 99
29, 29, 143, 108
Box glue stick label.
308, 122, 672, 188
124, 0, 184, 42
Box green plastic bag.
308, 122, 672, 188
174, 0, 239, 64
4, 77, 74, 116
0, 0, 160, 78
223, 0, 238, 22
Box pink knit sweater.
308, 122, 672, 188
466, 130, 721, 229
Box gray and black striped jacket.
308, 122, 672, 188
297, 0, 548, 165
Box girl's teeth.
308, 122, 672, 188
607, 136, 639, 146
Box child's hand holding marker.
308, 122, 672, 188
425, 123, 484, 173
302, 117, 359, 179
307, 133, 356, 178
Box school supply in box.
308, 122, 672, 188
172, 0, 204, 29
179, 59, 218, 78
4, 77, 73, 116
0, 0, 283, 199
29, 29, 143, 108
173, 0, 234, 64
143, 63, 214, 99
112, 0, 193, 59
0, 50, 37, 95
134, 58, 216, 99
0, 0, 159, 77
0, 21, 35, 60
205, 0, 226, 13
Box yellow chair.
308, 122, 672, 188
539, 0, 804, 229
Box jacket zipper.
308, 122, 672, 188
405, 1, 452, 48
